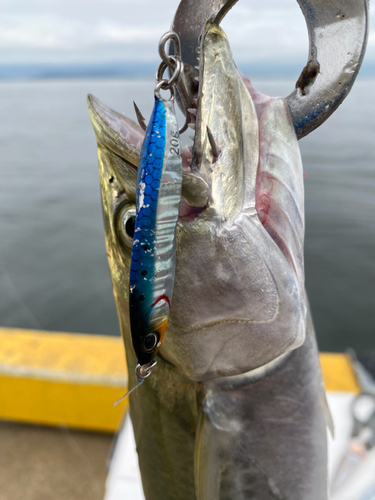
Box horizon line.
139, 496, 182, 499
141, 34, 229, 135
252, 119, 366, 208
1, 61, 374, 80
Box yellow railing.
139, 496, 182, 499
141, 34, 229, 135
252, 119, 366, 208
0, 327, 359, 432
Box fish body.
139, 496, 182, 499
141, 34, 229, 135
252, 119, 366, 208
88, 23, 328, 500
129, 95, 182, 367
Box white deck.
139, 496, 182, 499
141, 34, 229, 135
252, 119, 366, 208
105, 393, 375, 500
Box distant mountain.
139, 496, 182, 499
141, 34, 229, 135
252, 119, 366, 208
1, 60, 374, 80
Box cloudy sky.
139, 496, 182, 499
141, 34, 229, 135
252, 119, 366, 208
0, 0, 374, 69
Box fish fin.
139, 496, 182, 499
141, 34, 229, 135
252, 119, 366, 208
195, 410, 221, 500
195, 389, 287, 500
321, 385, 335, 438
133, 101, 147, 131
307, 298, 335, 438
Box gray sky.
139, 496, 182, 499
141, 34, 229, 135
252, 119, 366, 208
0, 0, 374, 68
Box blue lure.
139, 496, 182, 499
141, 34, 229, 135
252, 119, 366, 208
129, 93, 182, 378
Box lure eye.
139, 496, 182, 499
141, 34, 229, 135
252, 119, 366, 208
117, 204, 136, 248
143, 333, 159, 352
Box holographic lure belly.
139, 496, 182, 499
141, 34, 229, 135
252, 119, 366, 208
129, 33, 184, 384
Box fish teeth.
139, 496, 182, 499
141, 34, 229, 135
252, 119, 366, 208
192, 99, 198, 106
136, 140, 143, 150
188, 108, 197, 116
189, 135, 195, 142
194, 76, 200, 82
194, 66, 200, 70
206, 126, 219, 157
133, 101, 147, 131
188, 123, 196, 130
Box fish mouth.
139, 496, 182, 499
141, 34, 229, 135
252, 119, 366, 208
88, 22, 259, 221
88, 23, 301, 267
174, 23, 306, 287
88, 22, 300, 248
182, 22, 260, 221
186, 23, 305, 271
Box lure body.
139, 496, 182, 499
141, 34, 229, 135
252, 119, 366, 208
129, 95, 182, 367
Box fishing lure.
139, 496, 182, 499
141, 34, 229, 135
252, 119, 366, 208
129, 32, 184, 386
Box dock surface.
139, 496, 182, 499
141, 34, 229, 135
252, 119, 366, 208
0, 420, 113, 500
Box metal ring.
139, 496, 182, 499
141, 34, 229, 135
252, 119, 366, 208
155, 80, 176, 102
159, 31, 181, 67
156, 58, 183, 89
135, 360, 157, 381
168, 58, 184, 87
156, 62, 168, 85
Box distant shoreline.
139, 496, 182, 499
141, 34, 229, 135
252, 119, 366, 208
1, 62, 374, 81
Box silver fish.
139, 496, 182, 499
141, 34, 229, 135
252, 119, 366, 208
87, 0, 368, 497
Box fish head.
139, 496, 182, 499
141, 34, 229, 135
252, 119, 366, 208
88, 23, 306, 382
87, 96, 141, 343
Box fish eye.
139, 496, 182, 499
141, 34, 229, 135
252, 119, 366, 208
117, 204, 136, 248
143, 333, 159, 352
125, 215, 135, 238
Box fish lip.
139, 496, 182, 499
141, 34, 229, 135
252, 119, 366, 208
87, 93, 144, 168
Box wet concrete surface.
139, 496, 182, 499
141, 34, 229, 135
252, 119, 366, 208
0, 420, 113, 500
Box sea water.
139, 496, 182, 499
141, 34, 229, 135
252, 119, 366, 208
0, 78, 374, 351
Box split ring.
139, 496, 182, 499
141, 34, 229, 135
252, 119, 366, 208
156, 57, 184, 90
158, 31, 182, 67
136, 360, 157, 381
155, 80, 176, 101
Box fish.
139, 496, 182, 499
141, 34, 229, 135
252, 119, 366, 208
88, 22, 329, 499
87, 0, 370, 490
